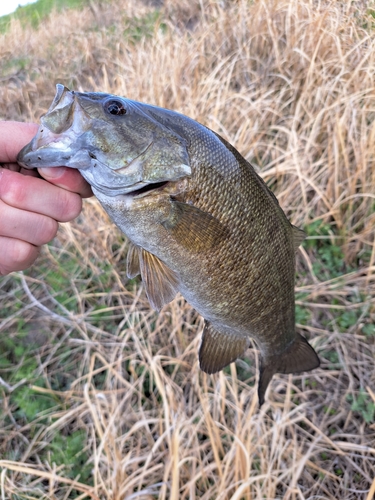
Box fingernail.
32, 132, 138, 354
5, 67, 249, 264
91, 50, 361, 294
39, 167, 65, 179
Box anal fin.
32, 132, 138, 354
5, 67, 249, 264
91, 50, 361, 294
199, 321, 249, 374
139, 248, 179, 311
258, 332, 320, 407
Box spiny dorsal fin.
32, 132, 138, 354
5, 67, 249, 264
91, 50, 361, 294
199, 320, 249, 374
292, 225, 306, 252
126, 242, 141, 279
162, 200, 228, 252
139, 248, 179, 311
258, 332, 320, 407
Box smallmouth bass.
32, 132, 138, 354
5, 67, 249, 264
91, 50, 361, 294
18, 84, 320, 406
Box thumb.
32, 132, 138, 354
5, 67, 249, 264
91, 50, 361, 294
38, 167, 93, 198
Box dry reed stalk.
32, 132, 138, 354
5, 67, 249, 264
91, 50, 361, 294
0, 0, 374, 498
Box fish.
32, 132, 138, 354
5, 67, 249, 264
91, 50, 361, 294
18, 84, 320, 406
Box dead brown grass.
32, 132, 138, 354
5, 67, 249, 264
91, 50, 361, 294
0, 0, 374, 498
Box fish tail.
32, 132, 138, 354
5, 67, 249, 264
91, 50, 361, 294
258, 333, 320, 407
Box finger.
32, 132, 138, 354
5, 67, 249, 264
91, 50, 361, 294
20, 167, 41, 177
0, 168, 82, 222
0, 200, 58, 246
1, 163, 20, 172
0, 122, 38, 163
38, 167, 93, 198
0, 236, 40, 276
1, 163, 41, 177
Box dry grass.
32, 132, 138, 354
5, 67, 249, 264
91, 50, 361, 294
0, 0, 374, 498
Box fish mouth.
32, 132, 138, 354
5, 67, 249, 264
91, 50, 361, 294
126, 180, 170, 198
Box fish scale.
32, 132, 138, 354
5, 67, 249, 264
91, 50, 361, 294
18, 84, 320, 406
181, 160, 294, 337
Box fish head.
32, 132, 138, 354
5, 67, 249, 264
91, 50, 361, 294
17, 84, 191, 197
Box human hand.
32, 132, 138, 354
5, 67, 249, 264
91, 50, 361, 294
0, 121, 92, 275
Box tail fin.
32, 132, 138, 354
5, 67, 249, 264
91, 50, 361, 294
258, 333, 320, 407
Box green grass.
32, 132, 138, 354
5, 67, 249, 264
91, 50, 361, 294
0, 164, 372, 497
122, 10, 166, 44
0, 297, 91, 489
0, 0, 91, 32
0, 334, 89, 478
303, 220, 354, 279
48, 430, 92, 485
0, 0, 374, 497
347, 391, 375, 424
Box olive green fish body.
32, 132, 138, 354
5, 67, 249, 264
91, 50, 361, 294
18, 85, 320, 405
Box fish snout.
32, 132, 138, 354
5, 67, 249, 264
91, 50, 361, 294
17, 84, 92, 170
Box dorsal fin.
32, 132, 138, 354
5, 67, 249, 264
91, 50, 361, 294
139, 248, 179, 311
126, 242, 141, 279
199, 321, 249, 374
292, 225, 306, 252
258, 332, 320, 406
162, 200, 228, 252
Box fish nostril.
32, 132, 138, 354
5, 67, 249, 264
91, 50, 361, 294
89, 152, 97, 159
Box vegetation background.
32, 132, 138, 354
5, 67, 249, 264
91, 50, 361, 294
0, 0, 374, 498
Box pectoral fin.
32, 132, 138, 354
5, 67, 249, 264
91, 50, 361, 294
258, 332, 320, 407
162, 200, 227, 252
139, 248, 179, 311
126, 242, 141, 279
199, 321, 249, 373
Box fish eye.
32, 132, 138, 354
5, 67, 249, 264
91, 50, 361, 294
105, 100, 127, 116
